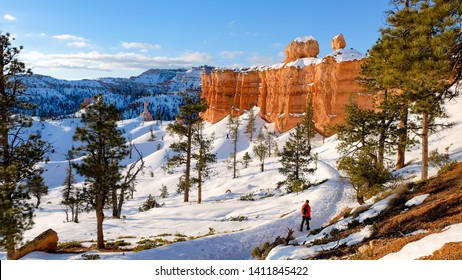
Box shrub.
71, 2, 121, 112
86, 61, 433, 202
81, 253, 101, 260
58, 241, 83, 249
159, 184, 169, 198
138, 194, 163, 212
229, 216, 248, 222
239, 193, 255, 201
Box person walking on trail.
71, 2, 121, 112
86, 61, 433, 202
300, 200, 311, 232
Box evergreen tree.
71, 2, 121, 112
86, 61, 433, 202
302, 94, 316, 155
61, 150, 83, 223
244, 107, 256, 142
253, 130, 267, 172
27, 174, 48, 209
72, 95, 128, 249
338, 149, 395, 204
227, 113, 240, 179
0, 33, 49, 259
336, 99, 400, 167
366, 0, 462, 179
191, 122, 216, 204
242, 152, 251, 168
278, 124, 316, 192
167, 93, 208, 202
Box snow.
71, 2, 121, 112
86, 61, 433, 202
293, 36, 316, 43
405, 194, 430, 207
381, 223, 462, 260
1, 87, 462, 261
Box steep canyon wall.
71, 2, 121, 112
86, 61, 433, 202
201, 35, 374, 134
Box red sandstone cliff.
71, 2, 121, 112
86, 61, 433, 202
201, 35, 374, 134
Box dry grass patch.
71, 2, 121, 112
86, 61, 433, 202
419, 242, 462, 260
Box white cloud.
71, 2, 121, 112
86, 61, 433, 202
3, 14, 17, 21
220, 51, 244, 59
122, 42, 161, 52
53, 34, 90, 48
247, 53, 277, 66
21, 50, 213, 72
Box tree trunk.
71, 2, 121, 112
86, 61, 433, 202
198, 166, 202, 204
111, 188, 118, 218
421, 110, 429, 180
115, 188, 125, 218
95, 193, 105, 249
396, 106, 408, 169
184, 125, 192, 202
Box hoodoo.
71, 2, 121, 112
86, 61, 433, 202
201, 34, 374, 134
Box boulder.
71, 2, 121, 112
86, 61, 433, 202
11, 229, 58, 260
331, 33, 346, 51
284, 36, 320, 63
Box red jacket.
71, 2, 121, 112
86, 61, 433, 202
301, 202, 311, 218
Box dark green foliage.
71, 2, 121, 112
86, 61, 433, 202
72, 94, 128, 249
167, 93, 208, 202
227, 114, 240, 179
302, 94, 316, 155
253, 130, 267, 172
58, 241, 83, 249
138, 194, 163, 212
361, 0, 462, 179
81, 253, 101, 260
0, 33, 49, 259
27, 173, 48, 208
191, 122, 216, 204
159, 184, 169, 198
244, 107, 256, 142
242, 152, 251, 168
278, 124, 316, 192
338, 150, 396, 204
429, 146, 459, 175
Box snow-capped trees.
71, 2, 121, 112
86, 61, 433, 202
0, 33, 49, 259
72, 95, 128, 249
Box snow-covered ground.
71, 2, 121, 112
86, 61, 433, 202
1, 91, 462, 261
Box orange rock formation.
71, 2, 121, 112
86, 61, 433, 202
201, 35, 374, 135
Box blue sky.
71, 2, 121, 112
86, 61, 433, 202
1, 0, 390, 80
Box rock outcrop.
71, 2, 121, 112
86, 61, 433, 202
11, 229, 58, 260
140, 100, 154, 121
331, 33, 346, 51
201, 35, 374, 135
284, 36, 320, 63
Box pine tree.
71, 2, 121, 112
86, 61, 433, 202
227, 113, 240, 179
1, 33, 49, 259
366, 0, 462, 179
27, 173, 48, 209
338, 148, 395, 205
302, 94, 316, 155
61, 150, 82, 223
192, 122, 216, 204
167, 93, 208, 202
72, 94, 128, 249
242, 152, 251, 168
278, 124, 316, 192
244, 107, 256, 142
253, 130, 267, 172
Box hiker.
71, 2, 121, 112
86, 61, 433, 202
300, 200, 311, 232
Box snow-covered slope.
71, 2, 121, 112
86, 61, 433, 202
1, 90, 462, 260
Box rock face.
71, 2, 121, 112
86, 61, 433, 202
201, 35, 374, 135
11, 229, 58, 260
